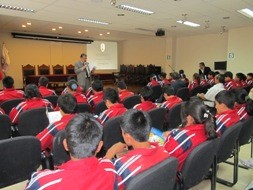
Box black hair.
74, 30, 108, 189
2, 76, 14, 88
208, 71, 215, 78
236, 73, 247, 81
65, 113, 103, 158
170, 72, 180, 80
58, 94, 77, 114
159, 72, 167, 79
140, 86, 153, 101
215, 74, 225, 83
215, 90, 235, 109
24, 84, 41, 99
92, 80, 103, 92
120, 109, 151, 142
214, 71, 220, 75
224, 71, 233, 79
232, 88, 253, 116
180, 99, 217, 139
179, 70, 184, 75
67, 79, 78, 91
193, 73, 200, 84
80, 53, 87, 58
117, 81, 127, 90
38, 76, 49, 87
163, 86, 175, 96
103, 87, 119, 103
247, 73, 253, 78
199, 62, 205, 66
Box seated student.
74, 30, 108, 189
88, 80, 104, 108
179, 70, 189, 84
147, 74, 160, 87
215, 90, 240, 135
170, 72, 187, 93
117, 81, 134, 102
66, 79, 87, 103
246, 73, 253, 86
105, 109, 169, 190
188, 73, 200, 91
0, 76, 24, 104
224, 71, 236, 90
232, 88, 253, 121
235, 72, 247, 88
98, 88, 127, 125
61, 76, 83, 95
207, 71, 215, 86
36, 94, 77, 151
159, 72, 170, 86
163, 99, 217, 170
25, 113, 117, 190
133, 86, 156, 111
160, 86, 182, 110
9, 84, 53, 125
38, 76, 56, 97
85, 76, 100, 99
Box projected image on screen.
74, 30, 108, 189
87, 41, 118, 70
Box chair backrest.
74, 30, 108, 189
0, 98, 25, 115
217, 122, 242, 163
94, 101, 107, 115
176, 87, 190, 101
167, 102, 184, 129
190, 85, 203, 96
126, 157, 178, 190
18, 107, 53, 136
147, 107, 166, 131
151, 85, 163, 101
38, 64, 50, 75
238, 117, 253, 146
123, 95, 141, 109
52, 64, 64, 74
0, 114, 11, 140
66, 64, 75, 74
180, 139, 219, 189
52, 130, 70, 166
77, 103, 92, 113
22, 64, 35, 77
103, 116, 124, 151
43, 95, 58, 108
0, 136, 41, 188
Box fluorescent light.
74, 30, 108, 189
0, 4, 35, 13
78, 18, 109, 25
237, 8, 253, 18
58, 26, 63, 29
22, 25, 26, 28
116, 4, 154, 15
27, 22, 31, 25
177, 20, 200, 27
84, 29, 89, 32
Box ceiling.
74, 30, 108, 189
0, 0, 253, 41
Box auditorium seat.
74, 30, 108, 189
66, 64, 75, 74
52, 64, 64, 74
0, 98, 25, 115
38, 64, 50, 75
22, 64, 35, 87
0, 114, 11, 140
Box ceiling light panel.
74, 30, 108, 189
116, 5, 154, 15
237, 8, 253, 18
0, 4, 35, 13
78, 18, 109, 25
177, 20, 200, 27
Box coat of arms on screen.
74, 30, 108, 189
100, 43, 105, 52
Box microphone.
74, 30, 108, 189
168, 64, 175, 72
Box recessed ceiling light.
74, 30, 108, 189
22, 25, 26, 28
27, 22, 31, 25
237, 8, 253, 18
58, 26, 63, 29
99, 33, 103, 36
116, 5, 154, 15
0, 4, 35, 13
177, 20, 200, 27
78, 31, 82, 34
52, 28, 56, 31
85, 29, 89, 32
107, 32, 110, 34
78, 18, 109, 25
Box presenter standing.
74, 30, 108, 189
74, 53, 95, 91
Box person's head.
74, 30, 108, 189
193, 73, 200, 84
214, 74, 225, 84
171, 72, 180, 80
247, 73, 253, 80
103, 88, 119, 107
163, 86, 175, 100
181, 99, 217, 139
120, 109, 151, 145
67, 76, 76, 81
92, 80, 103, 92
2, 76, 14, 88
58, 94, 77, 114
80, 53, 87, 62
224, 71, 233, 82
149, 74, 157, 81
24, 84, 41, 99
214, 71, 220, 75
117, 81, 127, 91
38, 76, 49, 87
63, 113, 103, 159
199, 62, 205, 69
232, 88, 253, 116
67, 79, 78, 93
179, 69, 184, 75
208, 71, 215, 79
235, 72, 246, 82
215, 90, 235, 114
139, 86, 153, 101
159, 72, 167, 80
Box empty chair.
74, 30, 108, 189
147, 107, 166, 131
151, 85, 163, 101
38, 64, 50, 75
22, 64, 35, 87
0, 98, 25, 115
77, 103, 92, 113
123, 95, 141, 109
52, 130, 70, 166
18, 107, 53, 136
0, 136, 41, 188
43, 95, 58, 108
167, 102, 184, 129
52, 64, 64, 74
177, 139, 219, 190
190, 85, 203, 96
126, 157, 178, 190
0, 114, 11, 140
65, 64, 75, 74
94, 101, 107, 115
176, 87, 190, 101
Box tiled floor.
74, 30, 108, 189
3, 143, 253, 190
